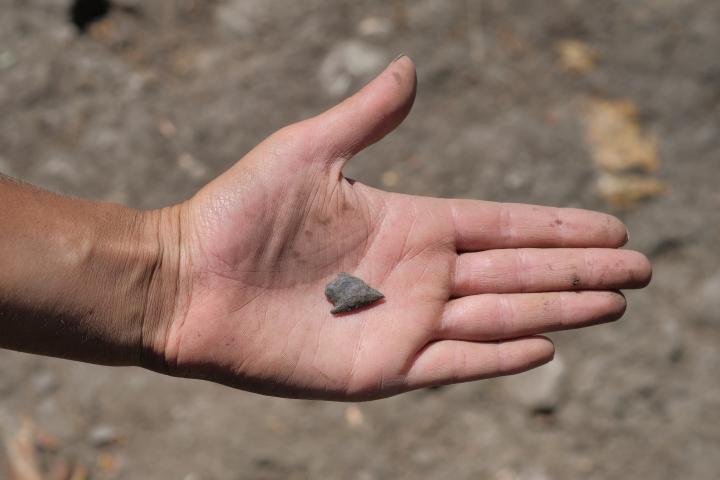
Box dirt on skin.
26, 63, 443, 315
1, 1, 719, 479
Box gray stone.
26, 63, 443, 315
693, 272, 720, 327
215, 1, 265, 38
325, 273, 384, 314
357, 17, 393, 37
31, 371, 59, 396
502, 354, 566, 413
319, 41, 387, 97
88, 425, 119, 447
658, 311, 684, 362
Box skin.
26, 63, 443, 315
0, 57, 651, 401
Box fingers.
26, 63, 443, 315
448, 199, 628, 251
405, 337, 554, 389
453, 248, 651, 296
305, 55, 417, 164
438, 291, 626, 341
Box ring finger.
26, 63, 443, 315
438, 291, 627, 341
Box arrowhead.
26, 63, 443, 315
325, 273, 385, 314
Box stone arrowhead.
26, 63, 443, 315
325, 273, 384, 314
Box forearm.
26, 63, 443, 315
0, 175, 177, 368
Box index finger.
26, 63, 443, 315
448, 199, 628, 252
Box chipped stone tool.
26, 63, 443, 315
325, 273, 384, 314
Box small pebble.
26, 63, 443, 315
501, 354, 566, 413
88, 425, 119, 447
345, 405, 364, 428
319, 41, 387, 97
32, 371, 59, 396
357, 16, 393, 37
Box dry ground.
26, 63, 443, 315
1, 1, 719, 478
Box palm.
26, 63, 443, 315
159, 57, 650, 400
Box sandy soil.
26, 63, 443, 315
1, 1, 719, 478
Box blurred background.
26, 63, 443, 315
1, 0, 719, 478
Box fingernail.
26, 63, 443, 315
392, 53, 406, 63
625, 227, 630, 243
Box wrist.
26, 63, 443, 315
137, 204, 188, 373
0, 179, 185, 367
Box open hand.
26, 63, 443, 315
151, 57, 651, 400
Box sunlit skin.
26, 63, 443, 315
152, 57, 652, 400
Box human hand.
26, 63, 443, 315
146, 57, 651, 400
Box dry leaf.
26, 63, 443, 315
584, 98, 666, 208
597, 172, 669, 208
6, 419, 43, 480
344, 405, 364, 428
4, 418, 86, 480
95, 453, 119, 475
381, 170, 399, 188
557, 39, 597, 74
585, 99, 659, 173
157, 119, 177, 138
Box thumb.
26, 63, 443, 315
307, 55, 417, 164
